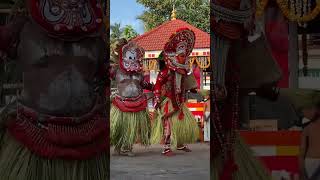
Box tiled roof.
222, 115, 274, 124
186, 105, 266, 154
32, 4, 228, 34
132, 19, 210, 51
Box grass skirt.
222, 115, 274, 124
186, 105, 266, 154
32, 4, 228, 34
0, 130, 108, 180
110, 104, 151, 151
212, 133, 271, 180
151, 98, 199, 148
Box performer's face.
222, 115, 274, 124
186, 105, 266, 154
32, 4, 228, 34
122, 48, 141, 71
176, 53, 186, 64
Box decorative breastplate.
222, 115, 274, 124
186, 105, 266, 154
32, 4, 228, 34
115, 70, 143, 98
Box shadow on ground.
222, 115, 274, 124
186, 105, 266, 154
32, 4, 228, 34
110, 143, 210, 180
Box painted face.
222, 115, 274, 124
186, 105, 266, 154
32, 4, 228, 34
122, 48, 141, 72
176, 53, 186, 64
174, 41, 188, 64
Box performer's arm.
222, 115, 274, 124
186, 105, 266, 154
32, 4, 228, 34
141, 72, 154, 91
109, 64, 117, 80
141, 81, 154, 91
189, 88, 198, 93
153, 68, 169, 108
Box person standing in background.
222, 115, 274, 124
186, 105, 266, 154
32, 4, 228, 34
280, 89, 320, 180
202, 90, 210, 143
300, 100, 320, 180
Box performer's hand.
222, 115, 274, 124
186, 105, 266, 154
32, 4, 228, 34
190, 88, 198, 93
154, 97, 161, 109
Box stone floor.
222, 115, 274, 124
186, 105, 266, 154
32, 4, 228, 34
110, 143, 210, 180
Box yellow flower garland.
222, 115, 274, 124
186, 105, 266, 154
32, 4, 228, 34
257, 0, 320, 22
276, 0, 320, 22
189, 57, 211, 69
143, 57, 210, 71
143, 59, 158, 71
195, 57, 211, 69
256, 0, 270, 17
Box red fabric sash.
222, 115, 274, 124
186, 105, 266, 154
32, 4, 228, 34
7, 102, 108, 160
112, 95, 148, 112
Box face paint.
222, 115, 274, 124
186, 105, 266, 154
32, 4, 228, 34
119, 42, 144, 73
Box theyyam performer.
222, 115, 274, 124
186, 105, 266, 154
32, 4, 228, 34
151, 28, 199, 156
110, 41, 153, 156
0, 0, 109, 179
211, 0, 280, 179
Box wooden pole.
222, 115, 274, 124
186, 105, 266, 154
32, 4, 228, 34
288, 22, 299, 88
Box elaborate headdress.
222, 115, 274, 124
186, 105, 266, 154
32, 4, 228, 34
163, 28, 195, 73
119, 41, 144, 73
110, 38, 128, 64
27, 0, 104, 40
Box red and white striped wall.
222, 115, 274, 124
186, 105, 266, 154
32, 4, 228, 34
240, 131, 301, 179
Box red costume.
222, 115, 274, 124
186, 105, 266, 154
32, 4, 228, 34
151, 28, 199, 156
211, 0, 278, 179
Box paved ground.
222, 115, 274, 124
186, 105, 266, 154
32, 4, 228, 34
110, 143, 210, 180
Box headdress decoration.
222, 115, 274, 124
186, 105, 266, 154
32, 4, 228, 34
27, 0, 103, 40
111, 38, 127, 64
163, 28, 195, 73
164, 28, 195, 58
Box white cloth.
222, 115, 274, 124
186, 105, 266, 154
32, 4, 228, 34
303, 117, 311, 124
305, 158, 320, 179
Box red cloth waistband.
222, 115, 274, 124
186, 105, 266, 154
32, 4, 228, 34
7, 100, 108, 160
112, 94, 148, 112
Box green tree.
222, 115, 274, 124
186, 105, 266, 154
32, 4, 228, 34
110, 23, 139, 63
110, 23, 122, 44
110, 23, 139, 44
123, 25, 139, 40
137, 0, 210, 33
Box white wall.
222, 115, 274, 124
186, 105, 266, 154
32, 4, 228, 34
299, 77, 320, 89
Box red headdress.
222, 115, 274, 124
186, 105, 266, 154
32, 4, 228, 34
27, 0, 103, 40
119, 41, 144, 73
163, 28, 195, 73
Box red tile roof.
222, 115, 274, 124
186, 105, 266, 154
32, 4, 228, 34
132, 19, 210, 51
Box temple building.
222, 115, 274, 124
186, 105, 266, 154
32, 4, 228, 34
132, 10, 210, 91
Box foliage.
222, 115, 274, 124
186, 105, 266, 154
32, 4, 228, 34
137, 0, 210, 33
110, 23, 139, 44
122, 25, 139, 40
110, 22, 139, 55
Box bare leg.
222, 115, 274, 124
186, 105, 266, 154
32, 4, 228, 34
162, 119, 174, 156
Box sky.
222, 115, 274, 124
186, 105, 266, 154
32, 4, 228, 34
110, 0, 145, 34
